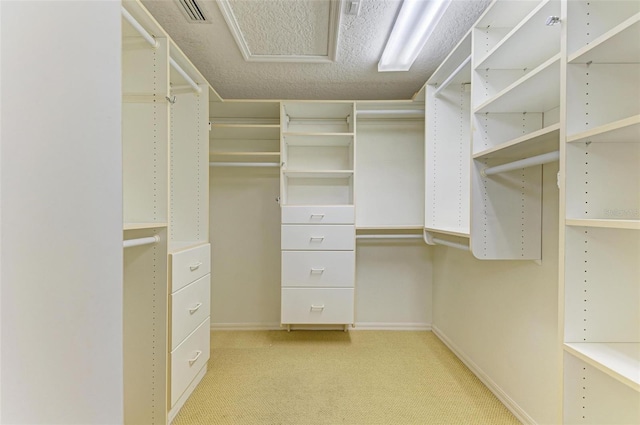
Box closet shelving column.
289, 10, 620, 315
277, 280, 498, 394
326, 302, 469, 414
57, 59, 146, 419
167, 41, 213, 422
424, 30, 472, 248
121, 1, 169, 423
280, 102, 356, 330
562, 1, 640, 422
209, 100, 281, 167
470, 0, 561, 259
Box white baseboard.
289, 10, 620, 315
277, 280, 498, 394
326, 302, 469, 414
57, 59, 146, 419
210, 322, 432, 331
353, 322, 432, 331
432, 325, 535, 425
210, 322, 282, 331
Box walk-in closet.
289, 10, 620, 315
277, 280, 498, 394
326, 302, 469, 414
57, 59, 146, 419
1, 0, 638, 424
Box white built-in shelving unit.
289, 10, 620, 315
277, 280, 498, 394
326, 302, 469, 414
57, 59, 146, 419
209, 100, 281, 167
561, 1, 640, 423
121, 2, 169, 423
470, 0, 561, 260
423, 30, 472, 248
280, 102, 356, 329
355, 101, 425, 232
122, 1, 213, 423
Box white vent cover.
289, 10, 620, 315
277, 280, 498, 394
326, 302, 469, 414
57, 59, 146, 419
177, 0, 209, 22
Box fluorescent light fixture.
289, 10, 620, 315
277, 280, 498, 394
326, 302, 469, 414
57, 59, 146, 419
378, 0, 452, 72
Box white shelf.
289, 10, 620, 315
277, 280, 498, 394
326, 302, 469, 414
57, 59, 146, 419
569, 13, 640, 64
566, 219, 640, 230
283, 133, 354, 146
475, 55, 560, 113
564, 343, 640, 392
567, 115, 640, 144
474, 123, 560, 160
357, 226, 424, 231
423, 227, 470, 239
283, 170, 353, 179
427, 31, 472, 86
124, 222, 168, 231
210, 152, 279, 157
475, 0, 561, 70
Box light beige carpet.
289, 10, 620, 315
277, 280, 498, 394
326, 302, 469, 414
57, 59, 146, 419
173, 330, 520, 425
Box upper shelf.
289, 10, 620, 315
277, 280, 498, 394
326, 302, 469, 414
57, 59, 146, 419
567, 115, 640, 144
427, 31, 472, 86
210, 124, 280, 140
569, 13, 640, 64
474, 123, 560, 160
475, 0, 561, 70
474, 55, 560, 113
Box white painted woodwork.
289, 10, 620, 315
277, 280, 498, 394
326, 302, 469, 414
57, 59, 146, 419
281, 251, 355, 288
1, 1, 123, 422
281, 225, 355, 251
281, 205, 355, 224
171, 274, 211, 350
425, 33, 471, 236
281, 288, 355, 324
562, 1, 640, 422
170, 243, 211, 292
355, 117, 424, 228
170, 319, 211, 406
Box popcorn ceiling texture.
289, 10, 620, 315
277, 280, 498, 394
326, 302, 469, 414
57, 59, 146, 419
231, 0, 330, 56
142, 0, 491, 100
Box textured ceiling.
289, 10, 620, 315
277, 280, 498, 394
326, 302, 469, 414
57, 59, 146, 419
141, 0, 492, 100
231, 0, 331, 56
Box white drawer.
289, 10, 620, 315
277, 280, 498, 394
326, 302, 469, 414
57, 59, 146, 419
171, 318, 210, 407
171, 274, 211, 350
281, 225, 354, 251
282, 251, 354, 288
171, 243, 211, 292
281, 288, 354, 324
281, 206, 354, 224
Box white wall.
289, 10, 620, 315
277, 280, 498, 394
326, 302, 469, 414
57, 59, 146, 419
431, 163, 560, 425
1, 2, 123, 423
209, 169, 433, 329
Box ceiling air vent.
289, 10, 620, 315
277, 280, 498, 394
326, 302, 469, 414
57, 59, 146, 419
177, 0, 210, 23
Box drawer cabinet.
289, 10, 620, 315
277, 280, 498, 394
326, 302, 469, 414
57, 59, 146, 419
281, 225, 355, 251
282, 205, 355, 224
170, 318, 210, 406
171, 274, 211, 350
282, 251, 355, 288
171, 243, 211, 292
281, 288, 355, 324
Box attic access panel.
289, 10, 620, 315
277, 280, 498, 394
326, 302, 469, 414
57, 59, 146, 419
217, 0, 342, 63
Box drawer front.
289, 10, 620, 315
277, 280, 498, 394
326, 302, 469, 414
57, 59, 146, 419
171, 243, 211, 292
282, 206, 355, 224
171, 318, 210, 407
282, 288, 354, 324
171, 274, 211, 350
281, 225, 354, 251
282, 251, 354, 288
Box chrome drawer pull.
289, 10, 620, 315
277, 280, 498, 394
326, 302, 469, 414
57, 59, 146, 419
310, 214, 325, 219
309, 236, 325, 241
188, 350, 202, 365
188, 302, 203, 314
310, 268, 325, 274
310, 305, 325, 311
189, 262, 202, 271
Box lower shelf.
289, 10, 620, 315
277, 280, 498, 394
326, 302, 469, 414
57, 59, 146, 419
564, 342, 640, 391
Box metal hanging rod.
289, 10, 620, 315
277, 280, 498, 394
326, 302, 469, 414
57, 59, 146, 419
424, 231, 470, 251
482, 150, 559, 177
121, 7, 158, 49
356, 109, 424, 117
170, 58, 202, 94
123, 235, 159, 249
433, 55, 472, 98
356, 234, 423, 240
209, 162, 280, 167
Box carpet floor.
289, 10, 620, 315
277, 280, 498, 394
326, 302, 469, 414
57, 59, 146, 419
172, 330, 520, 425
